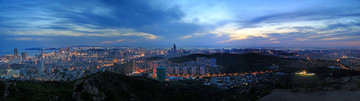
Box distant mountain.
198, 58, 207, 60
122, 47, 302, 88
25, 48, 59, 50
70, 45, 129, 48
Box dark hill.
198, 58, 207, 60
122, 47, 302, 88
73, 72, 228, 101
169, 53, 291, 73
0, 72, 231, 101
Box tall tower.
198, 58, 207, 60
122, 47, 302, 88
14, 48, 18, 57
173, 44, 176, 52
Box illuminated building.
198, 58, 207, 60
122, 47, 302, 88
191, 67, 196, 75
207, 58, 216, 67
59, 48, 62, 54
156, 67, 166, 80
200, 66, 205, 75
174, 67, 179, 74
66, 47, 70, 53
295, 71, 315, 76
41, 50, 44, 59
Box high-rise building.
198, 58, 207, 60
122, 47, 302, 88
156, 67, 166, 80
21, 52, 27, 61
200, 66, 205, 75
41, 50, 44, 59
59, 48, 62, 54
14, 48, 18, 57
39, 60, 45, 75
174, 67, 179, 74
173, 44, 176, 52
66, 47, 70, 53
183, 67, 187, 75
113, 62, 134, 75
191, 67, 196, 75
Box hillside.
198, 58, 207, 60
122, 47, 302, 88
0, 80, 74, 101
169, 53, 292, 73
72, 72, 229, 101
0, 72, 234, 101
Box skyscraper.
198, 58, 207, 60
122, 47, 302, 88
21, 52, 27, 61
173, 44, 176, 52
41, 50, 44, 59
14, 48, 18, 57
59, 48, 62, 54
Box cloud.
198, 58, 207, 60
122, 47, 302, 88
116, 39, 124, 42
101, 41, 113, 44
182, 35, 192, 39
0, 0, 187, 41
7, 37, 52, 41
100, 39, 125, 44
4, 27, 158, 39
209, 14, 360, 43
321, 36, 360, 40
269, 41, 280, 43
295, 38, 309, 41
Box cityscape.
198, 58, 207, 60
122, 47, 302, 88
1, 0, 360, 101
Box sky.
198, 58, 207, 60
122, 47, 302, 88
1, 0, 360, 50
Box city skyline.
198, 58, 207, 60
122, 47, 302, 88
1, 0, 360, 50
1, 1, 360, 100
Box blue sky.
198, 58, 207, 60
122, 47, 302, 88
1, 0, 360, 49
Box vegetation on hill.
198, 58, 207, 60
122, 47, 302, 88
73, 72, 230, 101
169, 53, 290, 73
0, 80, 74, 101
0, 72, 242, 101
144, 56, 164, 61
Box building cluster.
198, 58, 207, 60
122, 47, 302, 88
203, 73, 274, 89
164, 57, 217, 75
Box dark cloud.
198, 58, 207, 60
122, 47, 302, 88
48, 0, 194, 36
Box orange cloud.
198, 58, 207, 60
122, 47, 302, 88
116, 39, 124, 42
295, 38, 308, 41
101, 41, 113, 44
101, 39, 125, 44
